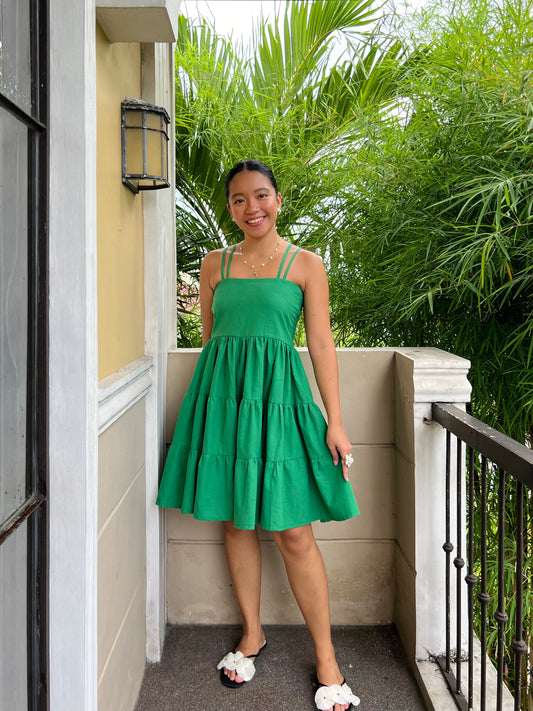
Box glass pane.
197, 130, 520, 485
0, 519, 28, 711
0, 0, 32, 114
126, 127, 144, 176
146, 112, 162, 131
0, 109, 28, 524
125, 109, 144, 128
162, 148, 168, 181
146, 129, 163, 177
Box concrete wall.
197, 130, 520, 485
393, 348, 471, 661
163, 345, 472, 662
98, 399, 147, 710
394, 352, 417, 658
164, 347, 397, 625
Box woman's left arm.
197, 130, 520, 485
301, 251, 352, 481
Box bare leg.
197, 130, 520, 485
272, 524, 350, 711
222, 521, 266, 682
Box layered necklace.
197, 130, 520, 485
240, 238, 281, 278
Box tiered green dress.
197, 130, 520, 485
156, 244, 359, 530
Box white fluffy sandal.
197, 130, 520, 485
314, 677, 360, 710
217, 641, 267, 688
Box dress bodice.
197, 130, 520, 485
211, 278, 303, 347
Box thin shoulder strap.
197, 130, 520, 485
220, 247, 229, 280
276, 243, 293, 278
281, 246, 301, 280
226, 244, 238, 278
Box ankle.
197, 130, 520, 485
242, 621, 263, 638
316, 652, 343, 686
240, 628, 265, 650
315, 642, 336, 664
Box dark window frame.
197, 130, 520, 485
0, 0, 49, 708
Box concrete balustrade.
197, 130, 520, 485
164, 346, 472, 677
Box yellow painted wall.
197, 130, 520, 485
96, 23, 145, 380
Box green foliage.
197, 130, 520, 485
327, 0, 533, 445
174, 0, 406, 345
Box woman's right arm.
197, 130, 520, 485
199, 251, 220, 345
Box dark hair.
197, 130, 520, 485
224, 160, 279, 202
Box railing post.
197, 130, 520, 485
393, 348, 471, 672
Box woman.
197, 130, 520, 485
157, 160, 360, 711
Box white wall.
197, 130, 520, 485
48, 2, 99, 710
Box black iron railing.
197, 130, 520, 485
430, 403, 533, 711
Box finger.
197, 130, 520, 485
342, 462, 349, 482
329, 445, 339, 465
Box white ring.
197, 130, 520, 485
344, 453, 354, 468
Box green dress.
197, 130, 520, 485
156, 244, 359, 530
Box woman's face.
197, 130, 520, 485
227, 169, 282, 241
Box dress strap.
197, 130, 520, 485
220, 247, 229, 280
222, 244, 238, 279
281, 246, 301, 280
276, 243, 293, 278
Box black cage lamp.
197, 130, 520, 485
121, 98, 170, 193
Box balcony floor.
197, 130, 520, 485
135, 624, 427, 711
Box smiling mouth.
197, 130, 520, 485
246, 216, 265, 225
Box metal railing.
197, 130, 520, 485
430, 403, 533, 711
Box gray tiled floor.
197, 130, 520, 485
135, 625, 427, 711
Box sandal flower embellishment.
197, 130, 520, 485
217, 642, 267, 688
315, 679, 360, 710
217, 651, 256, 682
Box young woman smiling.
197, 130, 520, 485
157, 160, 360, 711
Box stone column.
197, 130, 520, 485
393, 347, 471, 662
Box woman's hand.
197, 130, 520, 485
326, 423, 353, 482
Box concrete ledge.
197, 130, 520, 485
417, 636, 515, 711
395, 347, 471, 403
98, 355, 153, 434
96, 0, 181, 43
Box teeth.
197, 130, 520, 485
247, 217, 264, 224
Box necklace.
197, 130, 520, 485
240, 238, 281, 277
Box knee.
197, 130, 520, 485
223, 521, 255, 539
273, 525, 315, 557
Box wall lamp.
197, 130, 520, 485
121, 98, 170, 193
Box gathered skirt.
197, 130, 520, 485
156, 335, 360, 530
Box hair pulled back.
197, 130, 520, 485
224, 160, 279, 202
